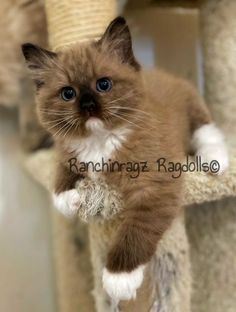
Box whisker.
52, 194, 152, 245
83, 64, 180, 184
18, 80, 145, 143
112, 111, 149, 124
43, 119, 65, 125
46, 118, 70, 131
43, 115, 74, 126
39, 109, 75, 116
52, 117, 75, 138
74, 118, 80, 133
63, 123, 74, 139
53, 125, 70, 139
109, 106, 151, 117
107, 111, 148, 130
108, 91, 134, 105
63, 118, 79, 139
39, 108, 73, 112
55, 123, 72, 139
106, 109, 149, 125
43, 116, 70, 124
103, 115, 112, 128
71, 117, 80, 135
108, 109, 151, 121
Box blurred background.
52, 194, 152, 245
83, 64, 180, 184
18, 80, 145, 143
0, 0, 235, 312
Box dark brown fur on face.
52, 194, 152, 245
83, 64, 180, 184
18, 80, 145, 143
22, 16, 212, 276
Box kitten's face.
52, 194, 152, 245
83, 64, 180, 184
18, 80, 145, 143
22, 17, 143, 140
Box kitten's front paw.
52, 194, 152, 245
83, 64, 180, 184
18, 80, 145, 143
192, 124, 229, 175
197, 145, 229, 175
102, 266, 145, 302
52, 189, 80, 217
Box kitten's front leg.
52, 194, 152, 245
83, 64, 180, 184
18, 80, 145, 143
102, 184, 179, 302
53, 162, 83, 217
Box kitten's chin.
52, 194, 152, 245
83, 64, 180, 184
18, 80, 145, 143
85, 117, 104, 132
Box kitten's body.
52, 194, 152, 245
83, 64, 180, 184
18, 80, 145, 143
22, 17, 228, 303
56, 68, 210, 174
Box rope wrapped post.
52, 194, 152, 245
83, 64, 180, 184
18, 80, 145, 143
187, 1, 236, 312
45, 0, 117, 50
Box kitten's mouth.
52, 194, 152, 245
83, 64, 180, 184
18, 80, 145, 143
85, 117, 104, 132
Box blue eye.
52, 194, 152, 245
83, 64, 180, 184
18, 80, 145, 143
61, 87, 76, 101
96, 77, 112, 92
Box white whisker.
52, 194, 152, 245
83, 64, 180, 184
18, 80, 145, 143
63, 118, 79, 139
52, 117, 75, 138
108, 91, 134, 105
107, 111, 147, 130
112, 111, 149, 124
109, 106, 151, 117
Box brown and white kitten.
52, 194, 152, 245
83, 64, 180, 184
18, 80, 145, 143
22, 17, 228, 302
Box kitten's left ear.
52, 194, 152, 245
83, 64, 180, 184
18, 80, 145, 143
22, 43, 57, 88
99, 16, 140, 70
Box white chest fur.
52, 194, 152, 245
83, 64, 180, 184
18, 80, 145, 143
67, 119, 130, 174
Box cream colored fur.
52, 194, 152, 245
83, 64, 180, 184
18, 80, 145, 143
192, 123, 229, 174
67, 121, 130, 176
102, 265, 145, 302
53, 189, 80, 217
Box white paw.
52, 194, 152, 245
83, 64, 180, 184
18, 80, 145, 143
102, 266, 145, 302
192, 123, 229, 175
197, 145, 229, 174
52, 189, 80, 217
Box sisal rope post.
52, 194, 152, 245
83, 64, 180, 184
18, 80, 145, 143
45, 0, 117, 51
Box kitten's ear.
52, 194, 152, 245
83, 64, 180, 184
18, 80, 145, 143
22, 43, 57, 88
22, 43, 56, 69
99, 17, 140, 70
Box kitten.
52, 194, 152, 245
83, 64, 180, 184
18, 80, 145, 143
22, 17, 228, 302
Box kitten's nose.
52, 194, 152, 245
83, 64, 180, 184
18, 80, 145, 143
79, 93, 96, 112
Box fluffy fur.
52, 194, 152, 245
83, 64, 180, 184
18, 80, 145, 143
22, 16, 228, 302
102, 265, 145, 302
52, 189, 80, 217
67, 122, 131, 172
191, 123, 229, 174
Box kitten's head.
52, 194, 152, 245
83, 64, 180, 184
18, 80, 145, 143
22, 17, 143, 140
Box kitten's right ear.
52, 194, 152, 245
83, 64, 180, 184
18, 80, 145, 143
22, 43, 57, 87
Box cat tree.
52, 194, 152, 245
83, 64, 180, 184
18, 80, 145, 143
25, 0, 236, 311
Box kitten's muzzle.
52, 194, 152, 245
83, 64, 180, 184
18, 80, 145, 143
79, 92, 97, 113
